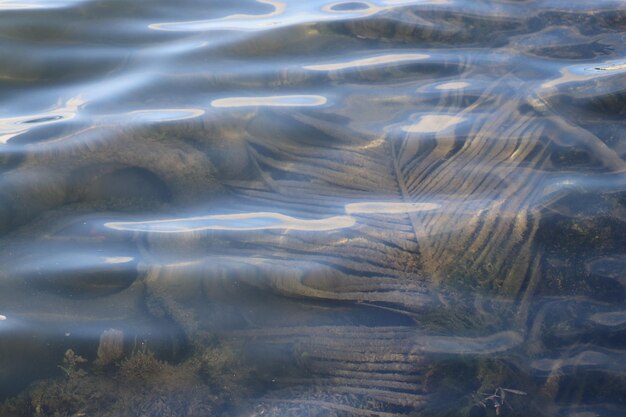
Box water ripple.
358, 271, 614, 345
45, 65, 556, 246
105, 212, 355, 233
211, 95, 328, 107
0, 0, 625, 413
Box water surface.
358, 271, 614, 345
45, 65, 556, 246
0, 0, 625, 416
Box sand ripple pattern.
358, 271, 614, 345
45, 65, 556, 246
0, 0, 625, 415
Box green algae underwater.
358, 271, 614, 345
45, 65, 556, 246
1, 0, 625, 416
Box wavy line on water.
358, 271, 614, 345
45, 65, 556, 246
303, 53, 430, 71
105, 212, 356, 233
0, 96, 85, 145
148, 0, 624, 33
148, 0, 451, 33
436, 81, 471, 90
401, 114, 467, 133
211, 95, 327, 108
541, 58, 626, 90
149, 0, 381, 32
10, 249, 137, 276
345, 201, 439, 214
590, 311, 626, 327
104, 202, 451, 234
0, 0, 86, 10
125, 108, 205, 123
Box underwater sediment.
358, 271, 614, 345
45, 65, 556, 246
1, 0, 625, 416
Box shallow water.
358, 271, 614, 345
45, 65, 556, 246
0, 0, 625, 416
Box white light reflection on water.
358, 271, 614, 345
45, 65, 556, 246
103, 257, 135, 264
0, 96, 85, 144
593, 61, 626, 71
211, 95, 327, 108
150, 0, 381, 32
106, 201, 441, 233
541, 58, 626, 89
590, 311, 626, 327
345, 201, 439, 214
436, 81, 470, 90
0, 0, 85, 9
401, 114, 466, 133
10, 251, 136, 276
304, 53, 429, 71
126, 108, 205, 123
148, 0, 455, 32
149, 0, 288, 31
105, 212, 356, 233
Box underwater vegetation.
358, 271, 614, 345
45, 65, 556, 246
1, 329, 255, 417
